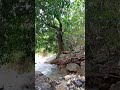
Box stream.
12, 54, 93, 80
35, 54, 64, 80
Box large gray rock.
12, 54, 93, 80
35, 71, 52, 90
35, 71, 60, 90
66, 63, 80, 72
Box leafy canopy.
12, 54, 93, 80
36, 0, 85, 53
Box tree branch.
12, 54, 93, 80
39, 13, 59, 30
46, 23, 59, 30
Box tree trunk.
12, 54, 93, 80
56, 22, 64, 58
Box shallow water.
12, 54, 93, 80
35, 54, 64, 80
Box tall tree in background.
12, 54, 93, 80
36, 0, 85, 54
36, 0, 69, 54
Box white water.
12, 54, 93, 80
35, 54, 63, 79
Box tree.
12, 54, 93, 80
36, 0, 70, 54
36, 0, 85, 54
0, 0, 34, 67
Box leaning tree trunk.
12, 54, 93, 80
56, 22, 64, 58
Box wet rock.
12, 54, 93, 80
49, 59, 58, 64
66, 63, 80, 72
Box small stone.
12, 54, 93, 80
67, 80, 71, 85
79, 76, 85, 82
73, 80, 83, 87
64, 75, 71, 80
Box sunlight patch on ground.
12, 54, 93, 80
35, 53, 56, 71
35, 54, 45, 64
35, 54, 56, 64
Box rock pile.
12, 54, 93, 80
64, 74, 85, 90
50, 51, 85, 65
49, 51, 85, 76
35, 71, 59, 90
35, 71, 85, 90
55, 74, 85, 90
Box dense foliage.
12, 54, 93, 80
0, 0, 34, 69
86, 0, 120, 88
36, 0, 85, 53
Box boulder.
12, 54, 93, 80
49, 59, 59, 64
35, 71, 52, 90
66, 63, 80, 72
35, 71, 60, 90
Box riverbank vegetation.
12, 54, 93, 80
35, 0, 85, 55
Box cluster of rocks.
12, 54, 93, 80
66, 61, 85, 75
35, 51, 85, 90
63, 74, 85, 90
35, 71, 59, 90
35, 71, 85, 90
50, 51, 85, 65
49, 51, 85, 76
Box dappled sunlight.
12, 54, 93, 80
35, 53, 56, 64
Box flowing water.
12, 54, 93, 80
35, 54, 64, 80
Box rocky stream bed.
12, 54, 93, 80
35, 52, 85, 90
